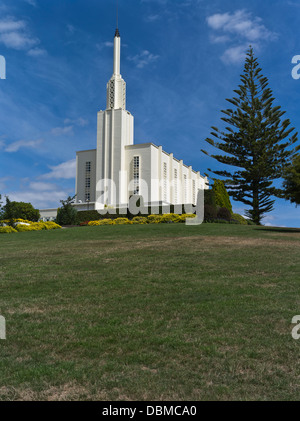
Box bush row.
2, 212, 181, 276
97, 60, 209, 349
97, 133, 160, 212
87, 214, 197, 226
0, 220, 61, 234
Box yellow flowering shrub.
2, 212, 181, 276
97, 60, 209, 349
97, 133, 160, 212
15, 222, 61, 232
41, 221, 61, 230
147, 214, 164, 224
180, 214, 196, 222
88, 220, 101, 226
0, 226, 17, 234
132, 216, 148, 224
99, 219, 114, 225
160, 213, 182, 223
113, 218, 132, 225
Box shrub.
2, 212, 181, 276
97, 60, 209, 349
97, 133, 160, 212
77, 210, 102, 223
232, 213, 248, 225
217, 207, 232, 221
212, 179, 233, 213
204, 189, 216, 207
88, 220, 101, 226
2, 199, 40, 222
98, 219, 114, 225
56, 196, 78, 225
180, 214, 196, 222
160, 213, 182, 223
204, 205, 218, 221
132, 216, 148, 224
0, 226, 17, 234
15, 222, 61, 232
42, 222, 61, 230
113, 218, 132, 225
147, 215, 164, 224
247, 219, 256, 225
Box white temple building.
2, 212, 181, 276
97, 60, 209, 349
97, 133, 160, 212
40, 28, 208, 220
75, 27, 207, 211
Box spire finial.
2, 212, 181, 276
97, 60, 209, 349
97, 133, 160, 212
115, 0, 120, 37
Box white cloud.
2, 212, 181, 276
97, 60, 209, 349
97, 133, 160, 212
221, 44, 248, 64
207, 10, 277, 42
0, 16, 43, 52
24, 0, 37, 6
145, 14, 161, 22
0, 31, 38, 50
28, 182, 57, 191
127, 50, 159, 68
5, 138, 43, 153
51, 125, 74, 136
27, 47, 47, 57
8, 189, 69, 209
0, 18, 26, 33
207, 10, 277, 65
67, 24, 75, 34
210, 34, 230, 44
0, 177, 10, 190
64, 117, 89, 127
40, 159, 76, 180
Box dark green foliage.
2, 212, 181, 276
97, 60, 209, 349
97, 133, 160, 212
204, 204, 218, 221
77, 210, 102, 223
232, 213, 248, 225
0, 194, 3, 219
204, 189, 216, 208
212, 179, 232, 213
282, 154, 300, 206
2, 199, 40, 222
203, 47, 298, 225
217, 207, 232, 221
57, 196, 78, 225
3, 197, 16, 227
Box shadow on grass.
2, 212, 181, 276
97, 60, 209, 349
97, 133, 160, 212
256, 227, 300, 234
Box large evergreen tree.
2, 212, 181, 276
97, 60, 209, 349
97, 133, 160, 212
282, 154, 300, 206
203, 47, 298, 224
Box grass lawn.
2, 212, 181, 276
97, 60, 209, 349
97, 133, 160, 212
0, 223, 300, 401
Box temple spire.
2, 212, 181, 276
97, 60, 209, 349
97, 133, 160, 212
106, 25, 126, 110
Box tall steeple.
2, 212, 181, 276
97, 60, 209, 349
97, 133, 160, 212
106, 28, 126, 110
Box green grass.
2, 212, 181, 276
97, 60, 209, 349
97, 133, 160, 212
0, 223, 300, 401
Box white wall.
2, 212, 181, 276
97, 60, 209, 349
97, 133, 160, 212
76, 149, 97, 203
96, 109, 134, 206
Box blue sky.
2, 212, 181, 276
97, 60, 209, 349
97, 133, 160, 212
0, 0, 299, 227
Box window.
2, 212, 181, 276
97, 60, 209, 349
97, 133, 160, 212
184, 174, 187, 203
133, 156, 140, 195
193, 180, 196, 204
163, 163, 167, 202
85, 162, 91, 202
174, 169, 178, 204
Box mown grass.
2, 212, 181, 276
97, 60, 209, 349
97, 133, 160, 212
0, 223, 300, 401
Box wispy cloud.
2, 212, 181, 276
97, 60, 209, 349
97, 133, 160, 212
127, 50, 159, 68
5, 138, 43, 153
51, 126, 74, 136
207, 10, 277, 65
40, 159, 76, 180
64, 117, 89, 127
29, 181, 58, 191
0, 16, 44, 52
207, 10, 277, 41
221, 44, 249, 65
0, 177, 10, 190
9, 189, 69, 209
24, 0, 37, 6
27, 47, 47, 57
